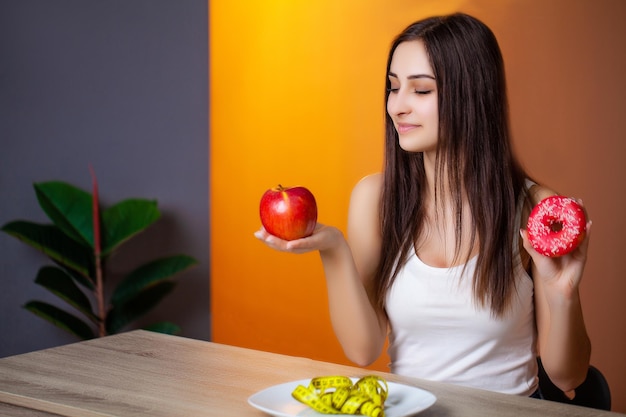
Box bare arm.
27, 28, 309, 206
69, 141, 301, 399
254, 174, 387, 366
323, 174, 387, 366
520, 185, 592, 392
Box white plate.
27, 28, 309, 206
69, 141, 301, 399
248, 378, 436, 417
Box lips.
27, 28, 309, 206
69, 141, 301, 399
395, 123, 420, 134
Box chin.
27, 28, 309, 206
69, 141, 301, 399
398, 138, 437, 153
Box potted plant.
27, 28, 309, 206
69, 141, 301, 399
1, 168, 197, 339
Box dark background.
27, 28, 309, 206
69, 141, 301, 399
0, 0, 210, 356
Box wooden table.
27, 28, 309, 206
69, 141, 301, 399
0, 330, 621, 417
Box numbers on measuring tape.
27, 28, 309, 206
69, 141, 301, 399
291, 375, 388, 417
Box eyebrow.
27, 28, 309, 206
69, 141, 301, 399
388, 72, 436, 80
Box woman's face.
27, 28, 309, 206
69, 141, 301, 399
387, 40, 439, 154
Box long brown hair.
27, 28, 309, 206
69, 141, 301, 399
376, 13, 528, 318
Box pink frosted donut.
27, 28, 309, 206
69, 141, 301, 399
526, 196, 586, 257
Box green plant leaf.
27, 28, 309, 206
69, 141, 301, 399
1, 221, 93, 278
142, 321, 181, 335
24, 301, 95, 340
34, 266, 97, 322
52, 261, 95, 291
110, 255, 197, 306
34, 181, 94, 247
101, 199, 160, 256
105, 281, 176, 334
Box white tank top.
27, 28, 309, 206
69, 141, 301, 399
385, 186, 538, 396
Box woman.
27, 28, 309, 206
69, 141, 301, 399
255, 13, 591, 397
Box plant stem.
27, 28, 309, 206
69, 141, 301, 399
95, 255, 105, 337
90, 165, 106, 337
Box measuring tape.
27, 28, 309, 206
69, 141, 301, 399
291, 375, 388, 416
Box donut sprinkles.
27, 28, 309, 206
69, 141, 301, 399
526, 196, 586, 257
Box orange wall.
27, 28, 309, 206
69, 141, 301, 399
210, 0, 626, 410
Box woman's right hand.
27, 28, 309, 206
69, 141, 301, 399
254, 223, 345, 254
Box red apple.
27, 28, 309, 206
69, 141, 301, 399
259, 185, 317, 241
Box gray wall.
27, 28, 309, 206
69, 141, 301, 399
0, 0, 210, 356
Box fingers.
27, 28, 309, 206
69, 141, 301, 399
519, 228, 552, 270
519, 228, 538, 257
254, 223, 341, 254
253, 227, 269, 240
254, 227, 292, 251
254, 226, 317, 253
520, 219, 589, 292
572, 198, 592, 253
571, 220, 592, 260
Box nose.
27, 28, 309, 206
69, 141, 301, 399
387, 89, 411, 117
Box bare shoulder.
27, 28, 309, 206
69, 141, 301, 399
351, 173, 383, 203
527, 182, 558, 206
348, 173, 383, 279
349, 173, 383, 223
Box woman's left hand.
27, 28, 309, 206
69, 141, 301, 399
522, 199, 592, 392
520, 220, 592, 299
